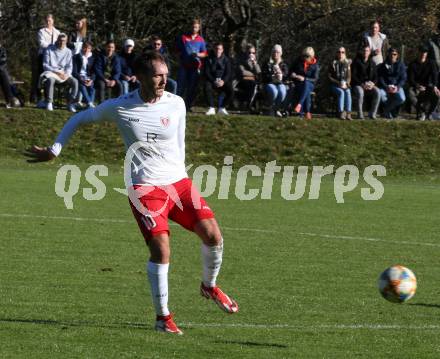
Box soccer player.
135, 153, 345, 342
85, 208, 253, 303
26, 51, 238, 335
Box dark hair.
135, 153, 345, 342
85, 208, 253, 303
133, 51, 166, 76
418, 45, 429, 53
82, 41, 93, 48
105, 40, 115, 47
388, 47, 399, 54
214, 42, 224, 48
370, 20, 380, 27
151, 35, 162, 42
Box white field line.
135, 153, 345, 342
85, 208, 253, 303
1, 212, 440, 248
180, 322, 440, 330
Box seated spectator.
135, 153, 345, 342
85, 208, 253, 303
72, 41, 96, 108
67, 17, 91, 55
119, 39, 138, 94
237, 44, 261, 109
204, 42, 233, 115
351, 45, 380, 119
40, 33, 78, 112
0, 44, 21, 108
329, 47, 353, 120
426, 21, 440, 119
176, 18, 208, 110
262, 44, 288, 117
378, 48, 407, 119
361, 20, 389, 65
31, 14, 60, 103
287, 47, 319, 120
407, 45, 439, 121
94, 40, 122, 103
146, 35, 177, 94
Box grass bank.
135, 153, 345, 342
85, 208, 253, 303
1, 107, 439, 175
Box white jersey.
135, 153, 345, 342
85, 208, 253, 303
49, 90, 188, 186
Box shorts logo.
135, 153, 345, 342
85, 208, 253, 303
160, 116, 170, 128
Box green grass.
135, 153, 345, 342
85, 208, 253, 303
2, 107, 440, 175
1, 161, 440, 358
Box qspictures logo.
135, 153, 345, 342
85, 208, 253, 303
53, 142, 386, 211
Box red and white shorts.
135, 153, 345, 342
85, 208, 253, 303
129, 178, 215, 241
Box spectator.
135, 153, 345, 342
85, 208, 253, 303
237, 44, 261, 110
287, 47, 319, 120
31, 14, 60, 103
176, 18, 208, 110
67, 17, 91, 55
94, 40, 122, 103
40, 33, 78, 112
427, 22, 440, 71
146, 35, 177, 94
351, 45, 380, 119
328, 47, 353, 120
362, 20, 390, 65
407, 46, 439, 121
120, 38, 138, 94
426, 21, 440, 119
261, 44, 288, 117
72, 41, 96, 108
0, 45, 21, 108
203, 43, 233, 115
377, 47, 407, 119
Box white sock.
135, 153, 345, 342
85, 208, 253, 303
201, 240, 223, 288
147, 261, 170, 316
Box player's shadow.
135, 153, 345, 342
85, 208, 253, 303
409, 303, 440, 309
214, 339, 288, 349
0, 317, 152, 330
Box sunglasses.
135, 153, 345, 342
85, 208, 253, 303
249, 51, 256, 54
154, 42, 162, 46
337, 51, 345, 53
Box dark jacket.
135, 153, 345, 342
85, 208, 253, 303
72, 52, 95, 81
328, 59, 352, 85
289, 56, 319, 84
67, 31, 93, 52
261, 60, 289, 84
0, 46, 7, 68
407, 59, 438, 88
204, 54, 232, 83
377, 60, 407, 89
94, 53, 122, 81
119, 51, 136, 77
238, 58, 261, 81
351, 56, 377, 86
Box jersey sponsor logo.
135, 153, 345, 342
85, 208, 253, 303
128, 117, 140, 122
160, 116, 170, 128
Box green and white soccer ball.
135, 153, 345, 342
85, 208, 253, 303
378, 265, 417, 303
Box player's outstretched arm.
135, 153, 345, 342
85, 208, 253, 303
24, 103, 112, 164
25, 145, 56, 163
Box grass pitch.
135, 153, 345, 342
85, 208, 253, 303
1, 162, 440, 358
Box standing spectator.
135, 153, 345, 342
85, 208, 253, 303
40, 33, 78, 112
328, 47, 353, 120
94, 40, 122, 103
203, 43, 233, 115
146, 36, 177, 94
67, 17, 91, 55
426, 21, 440, 119
176, 18, 208, 111
237, 44, 261, 110
351, 46, 380, 119
377, 48, 407, 119
31, 14, 60, 103
407, 46, 439, 121
72, 41, 96, 108
120, 39, 138, 94
0, 44, 21, 108
427, 22, 440, 71
261, 44, 288, 117
362, 20, 389, 65
287, 47, 319, 120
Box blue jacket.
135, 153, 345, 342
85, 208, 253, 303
378, 60, 407, 89
94, 53, 121, 81
72, 53, 96, 81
